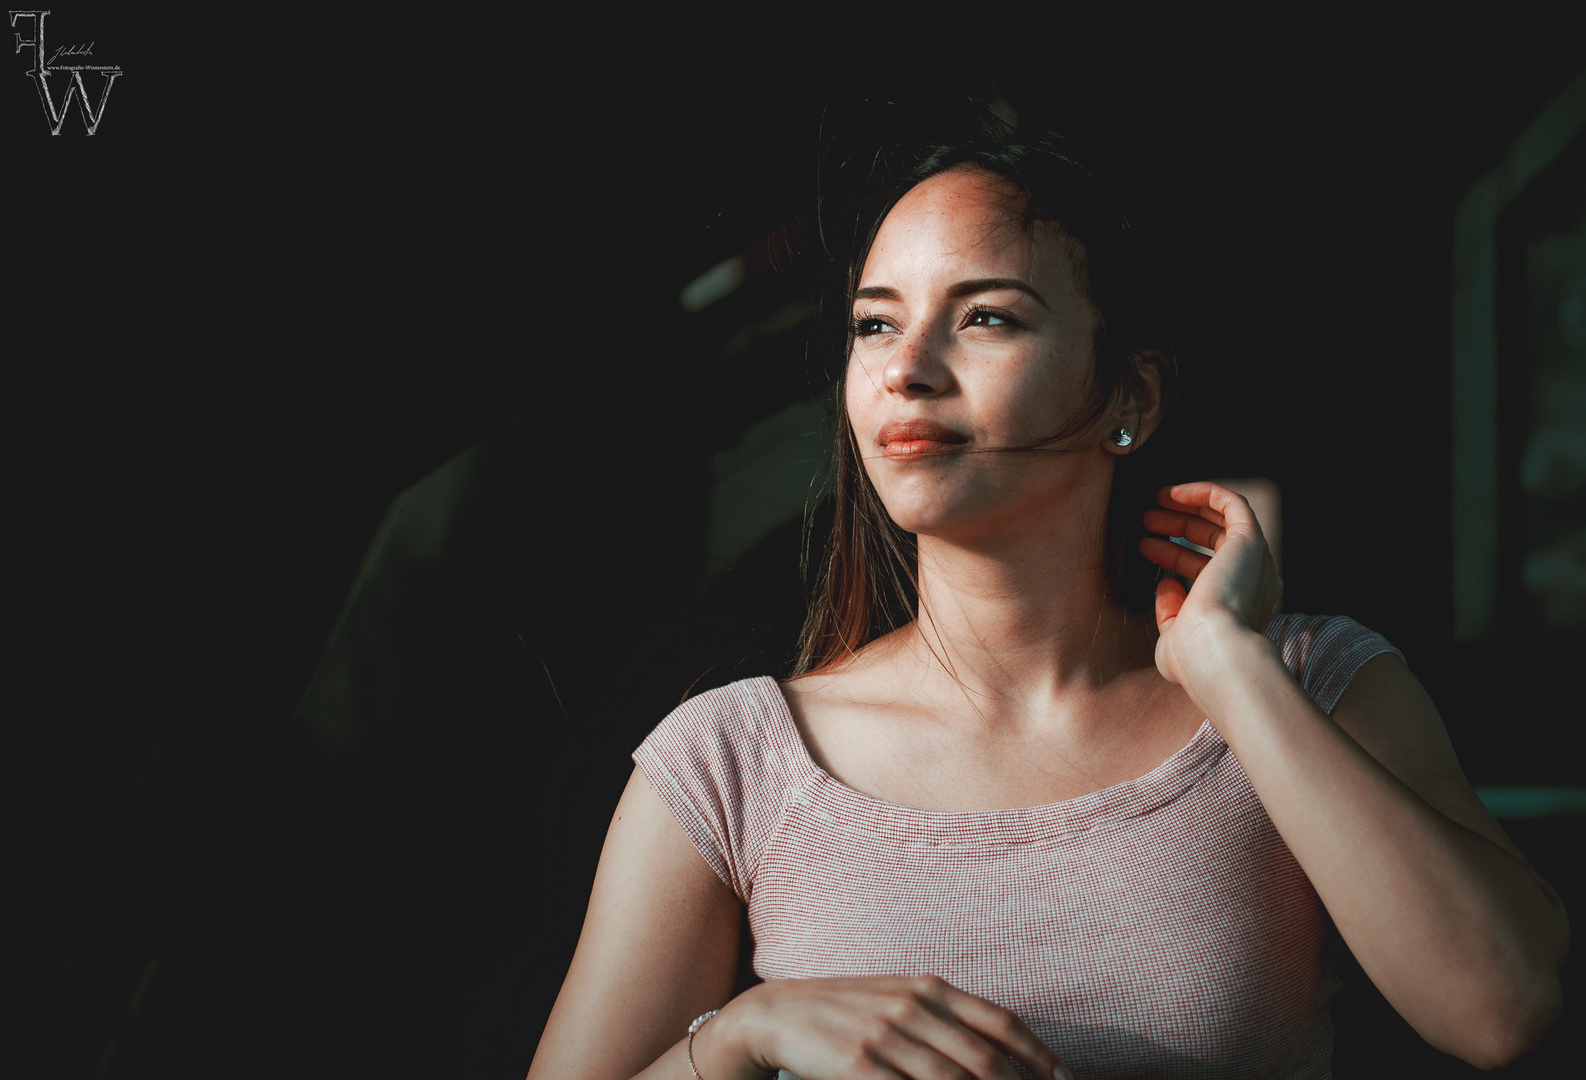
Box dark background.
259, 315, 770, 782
6, 8, 1583, 1079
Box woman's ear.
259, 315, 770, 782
1102, 350, 1168, 456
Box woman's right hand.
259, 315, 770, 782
693, 974, 1072, 1080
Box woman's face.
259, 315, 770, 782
846, 166, 1112, 543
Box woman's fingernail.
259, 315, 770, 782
1053, 1067, 1073, 1080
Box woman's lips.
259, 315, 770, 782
877, 419, 969, 458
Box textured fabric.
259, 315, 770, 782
634, 614, 1402, 1080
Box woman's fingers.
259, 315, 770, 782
1138, 536, 1210, 579
881, 1012, 1021, 1080
1141, 508, 1223, 551
920, 977, 1072, 1080
1157, 483, 1264, 538
756, 976, 1071, 1080
1155, 484, 1225, 521
1156, 576, 1188, 629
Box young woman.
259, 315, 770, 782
530, 120, 1567, 1080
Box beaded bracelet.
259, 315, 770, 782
686, 1010, 719, 1080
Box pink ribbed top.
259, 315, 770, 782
634, 614, 1401, 1079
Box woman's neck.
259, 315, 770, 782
896, 504, 1159, 727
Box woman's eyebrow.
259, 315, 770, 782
853, 285, 902, 302
852, 279, 1049, 309
949, 278, 1049, 309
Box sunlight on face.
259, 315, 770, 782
846, 166, 1108, 542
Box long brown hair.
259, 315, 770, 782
790, 107, 1179, 678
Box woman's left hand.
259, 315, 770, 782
1138, 481, 1283, 694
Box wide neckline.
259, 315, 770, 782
745, 676, 1230, 845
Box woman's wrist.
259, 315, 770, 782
691, 984, 775, 1080
1173, 617, 1280, 722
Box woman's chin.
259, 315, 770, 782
883, 504, 1015, 545
880, 483, 1065, 542
876, 495, 965, 538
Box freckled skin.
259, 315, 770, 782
847, 167, 1115, 547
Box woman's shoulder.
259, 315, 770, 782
637, 675, 801, 769
632, 675, 810, 899
667, 674, 788, 728
1264, 612, 1404, 714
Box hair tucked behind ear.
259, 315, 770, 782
791, 98, 1179, 678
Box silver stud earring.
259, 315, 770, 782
1111, 427, 1133, 447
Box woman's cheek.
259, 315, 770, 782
846, 349, 882, 396
1015, 359, 1094, 441
844, 364, 878, 430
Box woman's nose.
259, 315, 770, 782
883, 329, 950, 398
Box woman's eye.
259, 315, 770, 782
853, 317, 896, 337
966, 309, 1009, 328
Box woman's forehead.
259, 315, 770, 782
887, 168, 1025, 238
862, 168, 1076, 289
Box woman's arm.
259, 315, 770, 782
530, 767, 1073, 1080
1141, 482, 1568, 1070
529, 766, 742, 1080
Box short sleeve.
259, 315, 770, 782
632, 677, 795, 903
1265, 613, 1405, 715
